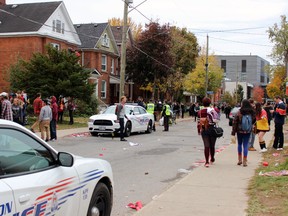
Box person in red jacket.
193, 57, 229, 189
50, 96, 58, 141
30, 93, 42, 133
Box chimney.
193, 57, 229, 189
0, 0, 6, 5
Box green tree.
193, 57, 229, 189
222, 91, 234, 106
126, 22, 174, 99
163, 27, 198, 101
9, 46, 94, 102
184, 51, 223, 97
266, 65, 286, 99
268, 15, 288, 75
234, 84, 244, 104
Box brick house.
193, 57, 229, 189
0, 0, 81, 91
74, 23, 121, 105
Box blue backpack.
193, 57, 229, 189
241, 114, 252, 133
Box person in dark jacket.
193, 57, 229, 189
271, 96, 286, 150
231, 99, 255, 167
50, 96, 58, 141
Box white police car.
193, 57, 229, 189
0, 119, 113, 216
88, 104, 154, 137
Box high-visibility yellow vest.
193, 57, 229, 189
146, 103, 155, 114
163, 104, 170, 116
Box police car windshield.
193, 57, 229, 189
103, 106, 116, 114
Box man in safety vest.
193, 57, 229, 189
146, 99, 156, 131
161, 100, 171, 131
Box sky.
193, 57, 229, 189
6, 0, 288, 64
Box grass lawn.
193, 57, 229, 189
247, 124, 288, 216
26, 115, 88, 131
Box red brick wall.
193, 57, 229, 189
0, 36, 77, 91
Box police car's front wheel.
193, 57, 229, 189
87, 183, 112, 216
146, 120, 153, 133
124, 121, 131, 137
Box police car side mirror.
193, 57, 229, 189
130, 110, 134, 115
58, 152, 74, 167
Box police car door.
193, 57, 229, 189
138, 107, 149, 130
0, 180, 15, 216
0, 128, 80, 216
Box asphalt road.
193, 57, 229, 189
49, 116, 232, 216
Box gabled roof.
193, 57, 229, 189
0, 2, 61, 33
111, 26, 123, 44
74, 23, 108, 48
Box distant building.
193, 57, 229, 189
216, 55, 270, 99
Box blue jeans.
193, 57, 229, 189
50, 119, 57, 140
248, 132, 255, 148
237, 133, 250, 157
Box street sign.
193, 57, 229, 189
207, 91, 214, 95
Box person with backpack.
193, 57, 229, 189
255, 102, 269, 152
231, 99, 255, 167
197, 97, 219, 168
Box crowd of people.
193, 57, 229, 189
0, 91, 75, 142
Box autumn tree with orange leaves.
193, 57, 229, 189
266, 65, 286, 99
252, 86, 264, 103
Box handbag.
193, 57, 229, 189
256, 118, 269, 131
206, 125, 224, 138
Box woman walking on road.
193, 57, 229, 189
231, 99, 255, 167
197, 97, 219, 168
255, 102, 269, 152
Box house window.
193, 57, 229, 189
101, 55, 107, 71
111, 59, 114, 74
101, 80, 107, 99
241, 60, 246, 73
52, 19, 64, 34
221, 60, 226, 72
50, 43, 60, 50
102, 34, 110, 47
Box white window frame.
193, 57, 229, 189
111, 59, 114, 74
52, 19, 64, 34
101, 55, 107, 71
101, 80, 107, 99
50, 43, 60, 50
102, 33, 110, 47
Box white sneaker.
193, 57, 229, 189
277, 148, 283, 151
260, 148, 267, 153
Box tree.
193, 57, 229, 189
184, 51, 223, 97
108, 17, 143, 39
126, 22, 174, 99
234, 84, 244, 104
252, 86, 264, 103
162, 27, 198, 101
9, 46, 94, 102
266, 65, 286, 99
268, 15, 288, 75
222, 91, 235, 106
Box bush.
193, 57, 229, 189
74, 96, 98, 116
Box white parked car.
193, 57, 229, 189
88, 104, 154, 137
0, 119, 113, 216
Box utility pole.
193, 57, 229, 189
236, 63, 239, 104
205, 35, 209, 97
119, 0, 129, 101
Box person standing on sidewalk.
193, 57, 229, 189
0, 92, 13, 121
197, 97, 218, 168
255, 102, 269, 152
271, 95, 286, 150
31, 93, 42, 133
67, 97, 75, 125
50, 96, 58, 141
231, 99, 255, 167
115, 96, 129, 141
39, 99, 52, 142
248, 98, 257, 151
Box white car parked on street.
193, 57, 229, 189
88, 104, 154, 137
0, 119, 113, 216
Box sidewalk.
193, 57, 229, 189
133, 129, 273, 216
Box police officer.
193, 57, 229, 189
146, 99, 156, 131
162, 101, 171, 131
